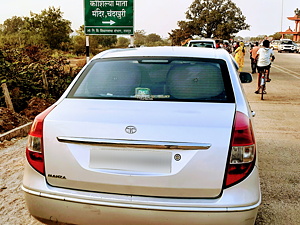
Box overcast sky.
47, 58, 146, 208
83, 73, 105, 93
0, 0, 298, 38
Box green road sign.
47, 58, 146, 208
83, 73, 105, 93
84, 0, 134, 35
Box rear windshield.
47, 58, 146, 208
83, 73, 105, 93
68, 57, 234, 103
190, 42, 214, 48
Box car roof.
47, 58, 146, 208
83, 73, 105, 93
189, 39, 215, 42
93, 46, 229, 60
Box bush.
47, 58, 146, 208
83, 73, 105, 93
0, 46, 75, 112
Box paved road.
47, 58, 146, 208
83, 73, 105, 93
242, 51, 300, 224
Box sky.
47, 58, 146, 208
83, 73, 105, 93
0, 0, 298, 38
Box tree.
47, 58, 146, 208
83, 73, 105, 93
117, 37, 130, 48
0, 8, 72, 50
0, 16, 29, 48
71, 25, 117, 55
146, 33, 162, 43
169, 0, 250, 45
25, 7, 73, 50
270, 32, 282, 40
134, 30, 147, 46
169, 21, 194, 46
1, 16, 25, 35
250, 35, 267, 42
93, 35, 117, 48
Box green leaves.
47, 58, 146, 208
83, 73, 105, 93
169, 0, 250, 45
0, 7, 72, 50
0, 47, 75, 112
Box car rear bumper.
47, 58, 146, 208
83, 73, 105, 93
23, 192, 259, 225
22, 162, 261, 225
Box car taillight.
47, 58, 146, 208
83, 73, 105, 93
224, 111, 256, 188
26, 105, 56, 175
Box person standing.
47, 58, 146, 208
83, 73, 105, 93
234, 42, 246, 72
255, 40, 275, 94
215, 40, 221, 48
250, 42, 260, 74
223, 42, 232, 53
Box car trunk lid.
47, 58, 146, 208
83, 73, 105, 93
44, 99, 235, 198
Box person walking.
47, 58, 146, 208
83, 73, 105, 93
250, 42, 260, 74
255, 40, 275, 94
234, 42, 246, 72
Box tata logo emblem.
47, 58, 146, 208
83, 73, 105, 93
125, 126, 137, 134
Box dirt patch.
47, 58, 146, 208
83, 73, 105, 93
0, 97, 55, 149
0, 108, 29, 134
0, 97, 55, 133
20, 97, 55, 121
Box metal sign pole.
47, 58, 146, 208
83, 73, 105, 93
86, 36, 90, 63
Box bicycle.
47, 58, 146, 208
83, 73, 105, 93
259, 68, 267, 100
255, 65, 271, 100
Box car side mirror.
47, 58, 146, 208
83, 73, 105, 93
239, 72, 253, 83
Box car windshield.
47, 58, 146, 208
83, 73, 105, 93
68, 57, 234, 103
281, 40, 293, 44
191, 42, 214, 48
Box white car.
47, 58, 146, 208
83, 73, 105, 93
23, 47, 260, 225
295, 43, 300, 53
270, 40, 280, 50
187, 39, 217, 48
278, 39, 296, 53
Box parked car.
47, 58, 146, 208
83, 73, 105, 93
187, 39, 216, 48
23, 47, 260, 225
278, 39, 296, 53
270, 40, 280, 50
295, 43, 300, 53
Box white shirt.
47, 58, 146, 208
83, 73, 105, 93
257, 48, 274, 67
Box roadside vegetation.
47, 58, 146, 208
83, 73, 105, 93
0, 0, 289, 115
0, 7, 171, 115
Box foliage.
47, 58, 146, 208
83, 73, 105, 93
250, 35, 267, 42
169, 21, 194, 46
25, 7, 73, 50
134, 30, 147, 46
169, 0, 250, 45
270, 32, 282, 40
133, 30, 170, 47
0, 7, 72, 50
1, 16, 25, 35
71, 25, 117, 55
282, 34, 293, 40
116, 37, 130, 48
146, 33, 162, 43
0, 46, 75, 112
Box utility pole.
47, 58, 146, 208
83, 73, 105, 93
281, 0, 284, 32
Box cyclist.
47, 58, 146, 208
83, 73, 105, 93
255, 40, 275, 94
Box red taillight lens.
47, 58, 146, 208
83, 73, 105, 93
26, 105, 56, 175
224, 111, 256, 188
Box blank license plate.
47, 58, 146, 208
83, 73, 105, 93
90, 147, 171, 173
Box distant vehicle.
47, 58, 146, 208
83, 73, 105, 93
23, 47, 260, 225
223, 40, 230, 45
270, 40, 280, 50
278, 39, 296, 53
187, 39, 216, 48
294, 43, 300, 53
